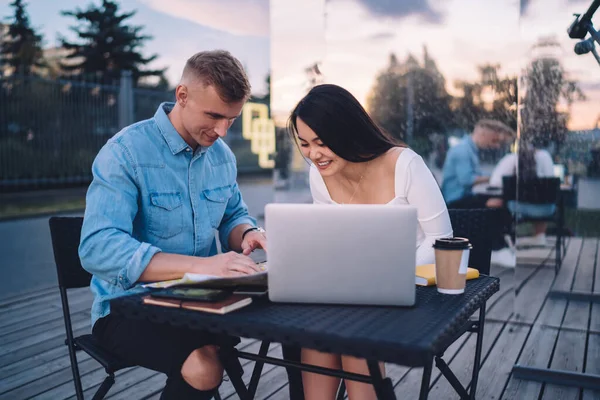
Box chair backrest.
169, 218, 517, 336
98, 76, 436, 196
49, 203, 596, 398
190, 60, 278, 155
49, 216, 92, 289
502, 176, 560, 204
448, 209, 501, 275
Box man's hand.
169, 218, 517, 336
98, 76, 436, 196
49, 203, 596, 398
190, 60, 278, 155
241, 230, 267, 256
202, 252, 262, 277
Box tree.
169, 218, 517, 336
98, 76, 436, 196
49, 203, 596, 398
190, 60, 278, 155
0, 0, 44, 76
59, 0, 164, 84
520, 38, 585, 152
367, 47, 453, 156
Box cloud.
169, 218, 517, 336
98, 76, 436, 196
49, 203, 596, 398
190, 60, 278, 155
355, 0, 444, 24
138, 0, 269, 37
522, 0, 591, 15
368, 31, 396, 41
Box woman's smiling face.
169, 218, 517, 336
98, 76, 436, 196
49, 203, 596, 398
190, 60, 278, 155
295, 117, 349, 177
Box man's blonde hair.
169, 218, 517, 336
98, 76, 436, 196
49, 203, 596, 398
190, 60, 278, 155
182, 50, 251, 103
475, 119, 515, 138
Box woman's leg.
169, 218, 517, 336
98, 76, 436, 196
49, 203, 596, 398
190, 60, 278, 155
302, 348, 342, 400
341, 355, 385, 400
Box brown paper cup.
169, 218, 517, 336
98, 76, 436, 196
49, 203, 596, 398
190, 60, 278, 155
433, 237, 472, 294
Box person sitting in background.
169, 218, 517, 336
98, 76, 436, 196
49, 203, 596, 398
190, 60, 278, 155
288, 83, 453, 400
441, 119, 514, 208
487, 138, 556, 247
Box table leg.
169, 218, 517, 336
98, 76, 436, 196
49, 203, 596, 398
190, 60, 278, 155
247, 341, 270, 398
469, 305, 486, 399
418, 358, 433, 400
367, 360, 396, 399
219, 347, 252, 400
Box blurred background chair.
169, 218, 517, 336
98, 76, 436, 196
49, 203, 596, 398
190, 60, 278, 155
502, 176, 563, 272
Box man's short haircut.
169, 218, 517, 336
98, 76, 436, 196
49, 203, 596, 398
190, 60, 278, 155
182, 50, 251, 103
475, 119, 515, 138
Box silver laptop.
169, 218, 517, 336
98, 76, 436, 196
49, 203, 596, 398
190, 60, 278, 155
265, 203, 417, 306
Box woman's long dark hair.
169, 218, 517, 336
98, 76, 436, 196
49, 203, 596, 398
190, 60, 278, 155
288, 84, 404, 163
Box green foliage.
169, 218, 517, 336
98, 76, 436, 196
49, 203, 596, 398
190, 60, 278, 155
0, 0, 44, 76
367, 49, 454, 155
520, 40, 585, 148
59, 0, 165, 85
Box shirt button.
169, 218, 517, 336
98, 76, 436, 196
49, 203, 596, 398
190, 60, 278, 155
186, 148, 191, 152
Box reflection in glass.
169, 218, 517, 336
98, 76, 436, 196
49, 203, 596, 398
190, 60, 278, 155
271, 0, 326, 201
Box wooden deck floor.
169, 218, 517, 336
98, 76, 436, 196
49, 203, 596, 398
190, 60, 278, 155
1, 237, 598, 399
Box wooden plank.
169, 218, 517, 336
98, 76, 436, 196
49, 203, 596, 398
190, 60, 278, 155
427, 321, 504, 399
542, 329, 587, 400
474, 323, 529, 399
0, 317, 89, 357
1, 310, 89, 345
0, 326, 88, 368
562, 238, 597, 331
0, 345, 69, 379
0, 290, 92, 328
0, 357, 102, 400
486, 267, 515, 322
0, 306, 89, 337
502, 325, 560, 399
513, 262, 556, 325
0, 286, 57, 309
389, 327, 472, 399
583, 333, 600, 400
517, 244, 556, 266
31, 361, 117, 400
113, 373, 166, 400
537, 238, 583, 329
0, 349, 91, 395
590, 238, 600, 332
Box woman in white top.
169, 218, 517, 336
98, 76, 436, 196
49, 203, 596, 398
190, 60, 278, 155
488, 141, 556, 244
287, 84, 453, 400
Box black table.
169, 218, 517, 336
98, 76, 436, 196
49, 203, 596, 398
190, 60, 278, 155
111, 276, 499, 400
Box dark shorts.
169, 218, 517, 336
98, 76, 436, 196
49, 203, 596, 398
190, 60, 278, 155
93, 313, 239, 399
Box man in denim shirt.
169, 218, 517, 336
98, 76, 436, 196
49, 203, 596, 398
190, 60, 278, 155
79, 50, 267, 399
441, 119, 512, 208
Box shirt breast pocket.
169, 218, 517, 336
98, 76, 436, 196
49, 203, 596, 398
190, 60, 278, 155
148, 192, 184, 239
203, 185, 233, 229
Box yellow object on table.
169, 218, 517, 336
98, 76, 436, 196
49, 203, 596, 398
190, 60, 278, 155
415, 264, 480, 287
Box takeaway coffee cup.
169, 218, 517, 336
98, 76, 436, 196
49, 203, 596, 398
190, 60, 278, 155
433, 237, 472, 294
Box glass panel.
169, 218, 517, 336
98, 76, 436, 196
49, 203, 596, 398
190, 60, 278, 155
511, 1, 600, 397
271, 0, 327, 203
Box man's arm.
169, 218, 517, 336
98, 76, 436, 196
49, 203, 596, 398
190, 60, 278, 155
454, 147, 480, 189
79, 142, 254, 287
79, 141, 162, 289
138, 251, 259, 281
217, 182, 257, 252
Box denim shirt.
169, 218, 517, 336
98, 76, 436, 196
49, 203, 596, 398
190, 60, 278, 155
441, 135, 482, 204
79, 102, 256, 327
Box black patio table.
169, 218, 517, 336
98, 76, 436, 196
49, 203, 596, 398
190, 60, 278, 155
111, 276, 499, 400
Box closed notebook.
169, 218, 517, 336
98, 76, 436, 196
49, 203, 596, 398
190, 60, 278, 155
143, 294, 252, 314
415, 264, 480, 287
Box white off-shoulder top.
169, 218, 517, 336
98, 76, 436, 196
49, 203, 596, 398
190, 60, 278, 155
309, 148, 453, 266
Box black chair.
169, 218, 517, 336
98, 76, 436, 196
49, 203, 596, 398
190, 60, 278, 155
49, 216, 131, 400
502, 176, 564, 271
448, 208, 501, 275
283, 209, 501, 400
